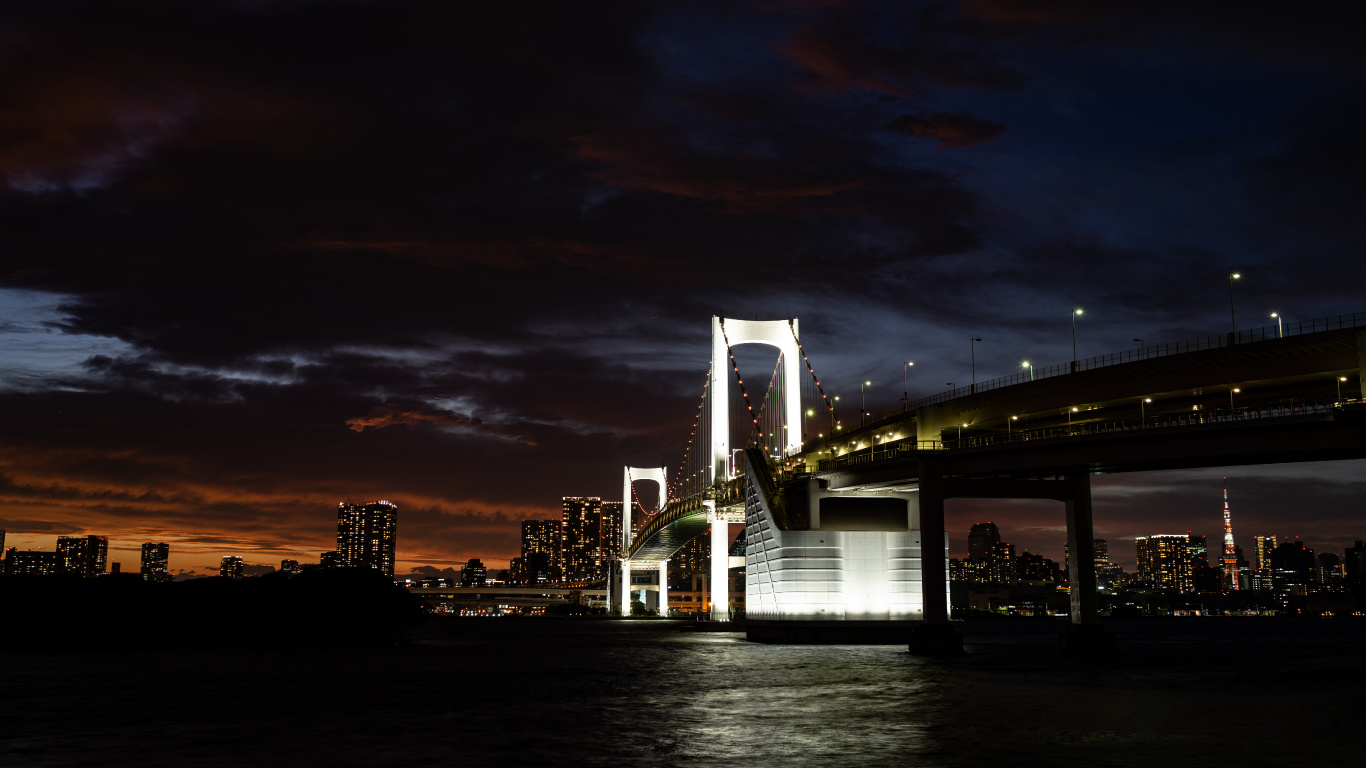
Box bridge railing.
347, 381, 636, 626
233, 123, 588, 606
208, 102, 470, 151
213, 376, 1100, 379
862, 310, 1365, 421
941, 396, 1350, 450
815, 438, 944, 472
624, 477, 746, 560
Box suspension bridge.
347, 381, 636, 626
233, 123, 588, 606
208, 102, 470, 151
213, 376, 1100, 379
615, 313, 1366, 650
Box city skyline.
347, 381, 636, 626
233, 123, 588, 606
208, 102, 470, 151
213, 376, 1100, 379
1, 2, 1363, 578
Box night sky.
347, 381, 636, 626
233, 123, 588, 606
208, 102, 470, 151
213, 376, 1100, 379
2, 1, 1363, 578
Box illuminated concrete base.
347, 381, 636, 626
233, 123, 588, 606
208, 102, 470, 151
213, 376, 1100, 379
743, 450, 949, 644
1059, 623, 1116, 655
746, 619, 916, 644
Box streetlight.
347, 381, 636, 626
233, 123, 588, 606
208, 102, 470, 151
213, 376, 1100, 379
832, 396, 840, 431
1270, 312, 1282, 339
970, 338, 982, 393
902, 361, 914, 405
1229, 387, 1240, 411
1072, 309, 1083, 370
1228, 272, 1241, 340
805, 408, 814, 444
1338, 376, 1348, 403
1068, 406, 1078, 425
1133, 339, 1144, 360
860, 380, 871, 426
1022, 360, 1033, 381
1008, 415, 1018, 435
1141, 397, 1152, 419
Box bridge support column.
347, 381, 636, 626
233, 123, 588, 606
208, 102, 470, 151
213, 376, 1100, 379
658, 560, 669, 618
620, 559, 632, 617
1062, 473, 1114, 654
910, 459, 962, 655
710, 516, 729, 622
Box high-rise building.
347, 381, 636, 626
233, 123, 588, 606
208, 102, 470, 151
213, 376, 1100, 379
1345, 541, 1366, 583
968, 522, 1001, 560
56, 535, 108, 577
461, 558, 487, 587
140, 542, 170, 582
1254, 535, 1277, 570
1316, 552, 1342, 585
671, 532, 709, 577
320, 551, 341, 569
601, 500, 624, 560
1269, 541, 1315, 595
561, 497, 602, 583
4, 549, 62, 575
220, 556, 243, 579
336, 500, 398, 577
1135, 535, 1194, 592
280, 559, 301, 575
986, 541, 1016, 583
521, 519, 562, 582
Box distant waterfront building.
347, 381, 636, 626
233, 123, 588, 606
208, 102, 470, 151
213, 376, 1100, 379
1269, 541, 1315, 596
320, 551, 341, 569
4, 549, 62, 575
561, 497, 602, 583
220, 556, 244, 579
1135, 535, 1194, 592
1345, 541, 1366, 583
336, 500, 398, 577
521, 519, 562, 582
461, 558, 487, 587
56, 535, 108, 577
140, 542, 171, 582
1316, 552, 1342, 585
280, 559, 301, 575
671, 531, 709, 577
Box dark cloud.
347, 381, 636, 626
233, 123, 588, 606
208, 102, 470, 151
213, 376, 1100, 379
888, 112, 1006, 148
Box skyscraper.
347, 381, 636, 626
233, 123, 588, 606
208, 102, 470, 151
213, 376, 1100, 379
968, 522, 1001, 560
1136, 535, 1194, 592
561, 497, 602, 583
1220, 478, 1239, 590
461, 558, 487, 587
521, 519, 562, 582
601, 500, 623, 561
141, 542, 170, 582
336, 500, 398, 577
56, 535, 108, 577
220, 556, 243, 579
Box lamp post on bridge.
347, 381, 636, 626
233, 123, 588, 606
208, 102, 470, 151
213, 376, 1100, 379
805, 408, 813, 445
1338, 376, 1348, 404
832, 395, 840, 432
1229, 387, 1240, 412
1133, 339, 1143, 360
970, 338, 982, 393
1271, 312, 1282, 338
902, 361, 913, 404
1228, 272, 1241, 342
1071, 308, 1083, 372
860, 380, 871, 427
1021, 360, 1033, 381
1141, 397, 1151, 419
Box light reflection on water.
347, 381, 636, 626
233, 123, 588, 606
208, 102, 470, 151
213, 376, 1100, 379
1, 618, 1360, 767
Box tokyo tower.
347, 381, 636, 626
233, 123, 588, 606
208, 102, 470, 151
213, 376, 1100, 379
1221, 477, 1239, 590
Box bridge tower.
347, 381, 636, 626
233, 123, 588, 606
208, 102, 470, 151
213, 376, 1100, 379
618, 466, 666, 616
706, 317, 803, 620
709, 316, 803, 482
